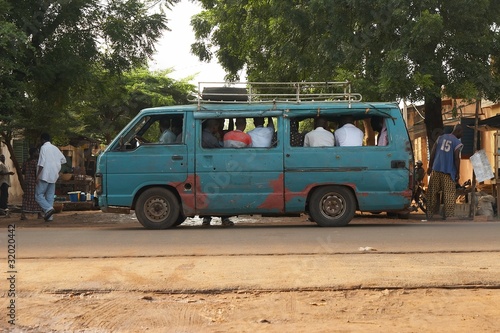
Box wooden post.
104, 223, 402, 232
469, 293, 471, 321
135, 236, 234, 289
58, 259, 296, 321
469, 99, 480, 218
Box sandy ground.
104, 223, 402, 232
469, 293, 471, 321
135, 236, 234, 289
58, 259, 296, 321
1, 209, 500, 332
8, 289, 500, 333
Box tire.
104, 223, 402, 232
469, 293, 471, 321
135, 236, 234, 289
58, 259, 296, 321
309, 186, 356, 227
135, 188, 180, 229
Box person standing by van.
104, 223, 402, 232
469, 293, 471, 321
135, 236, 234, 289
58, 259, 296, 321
201, 119, 234, 227
426, 124, 463, 220
303, 117, 335, 147
35, 133, 67, 221
21, 148, 42, 220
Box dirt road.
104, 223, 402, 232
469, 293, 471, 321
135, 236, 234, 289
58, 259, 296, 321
2, 210, 500, 332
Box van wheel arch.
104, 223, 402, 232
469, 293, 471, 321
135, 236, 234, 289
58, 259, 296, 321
132, 185, 182, 210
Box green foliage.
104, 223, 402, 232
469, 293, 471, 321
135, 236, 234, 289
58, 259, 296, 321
0, 0, 31, 131
70, 68, 194, 144
0, 0, 179, 183
1, 0, 172, 142
192, 0, 500, 103
191, 0, 500, 148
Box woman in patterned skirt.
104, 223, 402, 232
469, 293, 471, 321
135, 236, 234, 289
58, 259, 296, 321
21, 148, 42, 220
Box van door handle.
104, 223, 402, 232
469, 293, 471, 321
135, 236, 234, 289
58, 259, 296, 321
172, 155, 183, 161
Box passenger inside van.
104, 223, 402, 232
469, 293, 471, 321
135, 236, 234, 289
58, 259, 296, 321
334, 115, 364, 146
171, 117, 183, 143
303, 117, 335, 147
248, 117, 274, 147
371, 116, 388, 146
223, 118, 252, 148
202, 119, 222, 148
216, 118, 232, 142
159, 118, 176, 144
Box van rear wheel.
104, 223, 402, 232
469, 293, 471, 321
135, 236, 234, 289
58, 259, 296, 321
309, 186, 356, 227
136, 188, 180, 229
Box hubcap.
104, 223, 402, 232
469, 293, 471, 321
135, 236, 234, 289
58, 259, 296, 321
146, 197, 169, 221
321, 193, 345, 218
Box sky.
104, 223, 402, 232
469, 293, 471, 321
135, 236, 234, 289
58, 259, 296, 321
149, 1, 228, 84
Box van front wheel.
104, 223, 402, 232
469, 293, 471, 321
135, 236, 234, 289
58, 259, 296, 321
309, 186, 356, 227
136, 188, 180, 229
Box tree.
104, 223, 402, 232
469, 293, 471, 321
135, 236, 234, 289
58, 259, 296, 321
72, 68, 194, 144
1, 0, 175, 188
191, 0, 500, 148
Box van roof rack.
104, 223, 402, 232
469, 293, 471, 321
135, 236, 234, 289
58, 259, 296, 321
192, 81, 362, 108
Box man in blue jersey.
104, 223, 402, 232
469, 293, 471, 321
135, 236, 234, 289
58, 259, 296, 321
426, 124, 463, 220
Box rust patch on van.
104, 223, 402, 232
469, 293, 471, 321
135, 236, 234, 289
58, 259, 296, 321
168, 174, 209, 214
258, 174, 285, 211
285, 183, 357, 202
284, 183, 316, 203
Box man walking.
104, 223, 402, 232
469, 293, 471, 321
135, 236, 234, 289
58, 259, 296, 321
35, 133, 66, 221
0, 154, 14, 216
426, 125, 463, 220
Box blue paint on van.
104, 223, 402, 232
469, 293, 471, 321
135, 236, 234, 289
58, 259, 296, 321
96, 94, 413, 229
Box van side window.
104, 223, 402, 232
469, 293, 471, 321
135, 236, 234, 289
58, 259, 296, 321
303, 117, 336, 147
247, 116, 277, 148
120, 114, 184, 149
201, 117, 278, 148
158, 116, 184, 144
291, 116, 383, 148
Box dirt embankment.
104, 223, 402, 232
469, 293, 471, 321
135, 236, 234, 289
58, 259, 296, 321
2, 210, 500, 332
6, 289, 500, 333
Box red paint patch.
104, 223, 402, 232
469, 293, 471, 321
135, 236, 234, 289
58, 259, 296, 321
168, 174, 209, 215
258, 174, 285, 212
285, 183, 357, 202
285, 183, 317, 203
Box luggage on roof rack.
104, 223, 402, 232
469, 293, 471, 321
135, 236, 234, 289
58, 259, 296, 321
201, 87, 249, 102
193, 81, 362, 107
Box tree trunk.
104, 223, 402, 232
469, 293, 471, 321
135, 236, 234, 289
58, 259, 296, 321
424, 95, 444, 152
